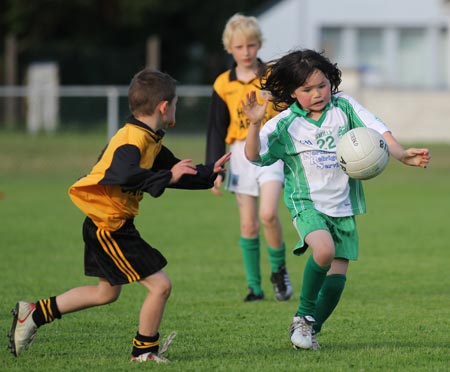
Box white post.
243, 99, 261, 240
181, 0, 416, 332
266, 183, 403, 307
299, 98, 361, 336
26, 63, 59, 134
107, 87, 119, 139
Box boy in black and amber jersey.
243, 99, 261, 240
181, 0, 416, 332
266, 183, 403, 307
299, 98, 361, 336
205, 13, 292, 302
9, 68, 230, 363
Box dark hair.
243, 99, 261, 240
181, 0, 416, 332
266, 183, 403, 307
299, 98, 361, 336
260, 49, 342, 111
128, 68, 177, 116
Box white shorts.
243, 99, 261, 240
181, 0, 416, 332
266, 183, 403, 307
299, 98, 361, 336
225, 140, 284, 197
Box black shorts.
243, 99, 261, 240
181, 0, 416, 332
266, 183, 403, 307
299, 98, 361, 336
83, 217, 167, 285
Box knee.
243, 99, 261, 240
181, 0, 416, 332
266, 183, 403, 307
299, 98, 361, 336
154, 277, 172, 300
240, 220, 259, 237
314, 250, 335, 267
97, 287, 121, 305
259, 210, 279, 228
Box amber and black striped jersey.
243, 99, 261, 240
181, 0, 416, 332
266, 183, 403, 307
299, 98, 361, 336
205, 61, 279, 164
69, 116, 217, 231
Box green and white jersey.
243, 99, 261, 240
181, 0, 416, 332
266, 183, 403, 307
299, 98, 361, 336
255, 93, 389, 218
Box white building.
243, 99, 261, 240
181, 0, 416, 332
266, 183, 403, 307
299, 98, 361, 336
257, 0, 450, 89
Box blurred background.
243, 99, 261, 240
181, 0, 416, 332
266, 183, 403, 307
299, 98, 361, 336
0, 0, 449, 140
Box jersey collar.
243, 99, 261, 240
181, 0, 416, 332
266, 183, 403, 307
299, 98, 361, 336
229, 59, 266, 82
290, 101, 332, 127
126, 115, 165, 141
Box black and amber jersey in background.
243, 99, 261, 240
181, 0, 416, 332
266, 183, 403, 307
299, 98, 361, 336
69, 116, 217, 231
205, 61, 279, 164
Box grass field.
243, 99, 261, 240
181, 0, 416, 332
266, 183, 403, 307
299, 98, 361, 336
1, 131, 449, 371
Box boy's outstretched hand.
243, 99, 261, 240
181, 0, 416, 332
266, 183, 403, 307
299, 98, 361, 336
170, 159, 197, 184
211, 152, 231, 196
213, 152, 231, 174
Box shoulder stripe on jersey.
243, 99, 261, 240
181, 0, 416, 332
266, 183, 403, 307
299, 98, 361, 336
332, 96, 366, 129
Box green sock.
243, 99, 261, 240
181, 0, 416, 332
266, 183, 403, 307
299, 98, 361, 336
239, 236, 262, 295
266, 243, 286, 273
296, 255, 330, 317
313, 274, 346, 333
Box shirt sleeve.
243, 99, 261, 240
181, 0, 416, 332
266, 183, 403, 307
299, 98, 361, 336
251, 117, 283, 167
99, 144, 173, 198
205, 89, 230, 164
100, 144, 218, 198
155, 146, 217, 190
339, 93, 390, 134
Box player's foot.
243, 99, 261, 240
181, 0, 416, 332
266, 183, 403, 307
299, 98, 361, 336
8, 301, 38, 357
311, 331, 321, 350
130, 352, 169, 363
289, 315, 315, 350
244, 287, 264, 302
270, 266, 293, 301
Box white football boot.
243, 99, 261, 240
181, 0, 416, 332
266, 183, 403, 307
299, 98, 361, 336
289, 315, 316, 350
9, 301, 38, 357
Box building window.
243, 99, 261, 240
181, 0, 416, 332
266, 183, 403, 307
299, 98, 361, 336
321, 27, 344, 63
321, 25, 446, 88
398, 28, 426, 87
438, 27, 449, 88
357, 28, 384, 86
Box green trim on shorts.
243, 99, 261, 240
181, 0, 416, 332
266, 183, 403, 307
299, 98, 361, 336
292, 209, 359, 260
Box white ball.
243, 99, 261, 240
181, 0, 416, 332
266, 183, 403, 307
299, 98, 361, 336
336, 127, 389, 180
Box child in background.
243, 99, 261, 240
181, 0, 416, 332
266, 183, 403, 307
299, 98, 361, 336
205, 13, 292, 302
9, 68, 230, 363
243, 49, 430, 349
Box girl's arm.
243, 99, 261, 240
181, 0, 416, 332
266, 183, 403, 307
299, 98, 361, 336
245, 121, 262, 162
383, 131, 431, 168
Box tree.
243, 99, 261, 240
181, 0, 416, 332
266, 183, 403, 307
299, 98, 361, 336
1, 0, 271, 84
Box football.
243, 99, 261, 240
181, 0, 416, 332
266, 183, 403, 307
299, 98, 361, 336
336, 127, 389, 180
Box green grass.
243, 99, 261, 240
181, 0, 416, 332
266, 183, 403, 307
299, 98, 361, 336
1, 132, 449, 371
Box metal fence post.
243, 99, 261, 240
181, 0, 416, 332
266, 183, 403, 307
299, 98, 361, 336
106, 86, 119, 139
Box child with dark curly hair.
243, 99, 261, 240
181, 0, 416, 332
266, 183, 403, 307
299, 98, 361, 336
243, 49, 430, 350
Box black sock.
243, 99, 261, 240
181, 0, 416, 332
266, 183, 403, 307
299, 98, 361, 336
132, 332, 160, 357
32, 296, 62, 327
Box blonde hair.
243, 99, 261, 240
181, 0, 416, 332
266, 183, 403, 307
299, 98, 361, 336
222, 13, 263, 52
